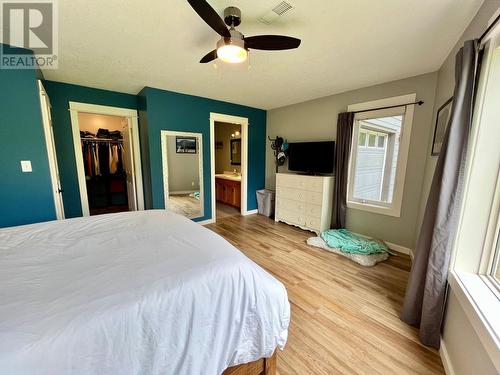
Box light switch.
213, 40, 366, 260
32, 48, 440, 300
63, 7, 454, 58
21, 160, 32, 172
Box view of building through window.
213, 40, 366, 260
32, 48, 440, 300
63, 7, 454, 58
351, 115, 402, 204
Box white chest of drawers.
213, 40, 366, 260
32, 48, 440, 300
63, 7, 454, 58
275, 173, 334, 234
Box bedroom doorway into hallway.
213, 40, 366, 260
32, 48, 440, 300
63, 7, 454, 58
38, 81, 65, 220
210, 113, 248, 222
69, 102, 144, 216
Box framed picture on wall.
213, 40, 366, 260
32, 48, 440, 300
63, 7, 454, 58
432, 97, 453, 155
176, 136, 197, 154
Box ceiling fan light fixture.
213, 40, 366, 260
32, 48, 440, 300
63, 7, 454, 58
188, 2, 301, 64
216, 38, 247, 64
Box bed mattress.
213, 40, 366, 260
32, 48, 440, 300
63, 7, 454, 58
0, 210, 290, 375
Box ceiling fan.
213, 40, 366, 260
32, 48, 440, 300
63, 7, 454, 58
187, 0, 301, 64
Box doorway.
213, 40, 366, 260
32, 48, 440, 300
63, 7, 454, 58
214, 121, 241, 219
69, 102, 144, 216
38, 80, 65, 220
210, 113, 249, 222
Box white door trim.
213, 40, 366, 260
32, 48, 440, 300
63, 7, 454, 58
160, 130, 205, 219
209, 113, 249, 222
69, 101, 144, 216
38, 80, 65, 220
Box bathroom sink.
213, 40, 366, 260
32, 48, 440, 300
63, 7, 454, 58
215, 173, 241, 181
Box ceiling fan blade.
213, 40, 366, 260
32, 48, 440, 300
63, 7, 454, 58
200, 49, 218, 63
187, 0, 230, 38
244, 35, 301, 50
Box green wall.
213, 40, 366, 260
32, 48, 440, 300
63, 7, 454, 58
42, 82, 266, 222
0, 46, 56, 227
43, 80, 138, 218
140, 87, 267, 221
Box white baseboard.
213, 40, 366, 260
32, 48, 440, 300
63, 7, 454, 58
440, 338, 456, 375
383, 240, 413, 258
352, 231, 413, 258
198, 218, 215, 225
243, 209, 258, 216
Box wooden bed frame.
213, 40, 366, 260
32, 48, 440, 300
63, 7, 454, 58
222, 351, 276, 375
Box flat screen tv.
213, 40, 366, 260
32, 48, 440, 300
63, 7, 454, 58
287, 141, 335, 174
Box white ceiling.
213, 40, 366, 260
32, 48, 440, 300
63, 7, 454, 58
40, 0, 483, 109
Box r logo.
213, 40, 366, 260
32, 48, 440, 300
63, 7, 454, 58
2, 1, 53, 54
1, 0, 58, 68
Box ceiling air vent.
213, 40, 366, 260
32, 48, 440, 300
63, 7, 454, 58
272, 1, 293, 16
258, 1, 294, 25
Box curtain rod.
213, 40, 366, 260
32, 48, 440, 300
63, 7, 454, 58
352, 100, 424, 114
479, 13, 500, 44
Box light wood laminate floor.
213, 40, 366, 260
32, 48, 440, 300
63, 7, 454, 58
216, 202, 241, 219
168, 194, 201, 218
206, 214, 444, 375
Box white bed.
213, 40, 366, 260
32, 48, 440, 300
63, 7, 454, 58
0, 210, 290, 375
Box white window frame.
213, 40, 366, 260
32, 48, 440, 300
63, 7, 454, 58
480, 179, 500, 294
448, 21, 500, 371
346, 94, 416, 217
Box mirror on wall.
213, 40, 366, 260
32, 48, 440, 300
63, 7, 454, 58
230, 139, 241, 165
161, 130, 204, 219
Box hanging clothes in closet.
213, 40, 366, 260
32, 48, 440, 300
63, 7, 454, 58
109, 144, 119, 174
81, 140, 124, 177
80, 129, 128, 214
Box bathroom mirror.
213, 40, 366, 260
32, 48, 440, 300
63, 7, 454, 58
161, 130, 204, 219
230, 139, 241, 165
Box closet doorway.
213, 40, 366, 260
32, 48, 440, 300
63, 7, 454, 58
69, 102, 144, 216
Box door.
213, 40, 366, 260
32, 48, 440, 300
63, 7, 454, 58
38, 81, 65, 219
122, 119, 137, 211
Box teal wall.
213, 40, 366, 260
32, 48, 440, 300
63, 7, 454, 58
137, 89, 153, 209
0, 47, 56, 227
140, 87, 267, 222
1, 73, 265, 224
43, 81, 138, 218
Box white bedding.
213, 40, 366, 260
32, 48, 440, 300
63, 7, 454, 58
0, 210, 290, 375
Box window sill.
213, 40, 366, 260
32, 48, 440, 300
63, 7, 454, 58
448, 271, 500, 369
346, 200, 401, 217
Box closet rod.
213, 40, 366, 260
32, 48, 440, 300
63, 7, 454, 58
81, 138, 123, 143
352, 100, 424, 114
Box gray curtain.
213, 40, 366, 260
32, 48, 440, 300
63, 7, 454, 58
401, 40, 478, 348
333, 112, 354, 229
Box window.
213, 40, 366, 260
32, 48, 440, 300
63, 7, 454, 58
358, 131, 367, 147
449, 24, 500, 354
490, 217, 500, 287
377, 135, 386, 148
351, 116, 401, 204
346, 96, 415, 217
367, 133, 377, 147
478, 172, 500, 294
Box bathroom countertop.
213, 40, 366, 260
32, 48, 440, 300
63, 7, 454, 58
215, 173, 241, 182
